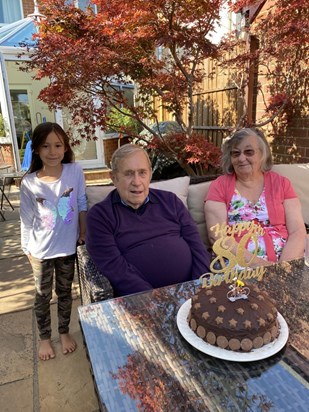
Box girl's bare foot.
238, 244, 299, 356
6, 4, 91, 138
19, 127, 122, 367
39, 339, 55, 361
60, 333, 77, 355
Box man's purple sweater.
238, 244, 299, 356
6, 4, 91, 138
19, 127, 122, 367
86, 188, 210, 296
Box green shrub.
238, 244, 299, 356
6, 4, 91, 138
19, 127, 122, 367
0, 114, 6, 136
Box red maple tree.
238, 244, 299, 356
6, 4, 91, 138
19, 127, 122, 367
149, 132, 221, 176
22, 0, 226, 175
24, 1, 222, 131
22, 0, 308, 174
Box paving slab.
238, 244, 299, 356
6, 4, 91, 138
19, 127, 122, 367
0, 378, 34, 412
0, 209, 20, 222
38, 300, 99, 412
0, 255, 34, 314
0, 219, 20, 238
0, 309, 34, 385
0, 236, 24, 259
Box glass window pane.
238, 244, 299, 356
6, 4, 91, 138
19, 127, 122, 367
123, 87, 134, 108
0, 0, 23, 25
0, 21, 37, 47
10, 90, 32, 151
62, 113, 98, 161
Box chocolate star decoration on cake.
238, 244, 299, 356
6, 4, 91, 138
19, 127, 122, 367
215, 316, 223, 325
202, 311, 210, 320
243, 320, 252, 329
229, 319, 238, 328
236, 307, 245, 315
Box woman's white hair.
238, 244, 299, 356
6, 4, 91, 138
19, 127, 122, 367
221, 128, 273, 174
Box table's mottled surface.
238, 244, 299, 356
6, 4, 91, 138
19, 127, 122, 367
78, 259, 309, 411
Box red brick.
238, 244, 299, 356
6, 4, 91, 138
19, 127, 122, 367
22, 0, 35, 17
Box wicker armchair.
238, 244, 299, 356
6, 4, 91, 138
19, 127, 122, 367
76, 244, 114, 305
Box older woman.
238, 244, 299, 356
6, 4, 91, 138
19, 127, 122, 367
204, 128, 305, 266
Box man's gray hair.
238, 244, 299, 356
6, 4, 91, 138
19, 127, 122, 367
221, 128, 273, 174
110, 143, 152, 173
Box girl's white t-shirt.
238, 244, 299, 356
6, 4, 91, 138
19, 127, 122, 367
20, 163, 87, 259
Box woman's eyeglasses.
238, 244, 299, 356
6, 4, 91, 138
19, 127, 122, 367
230, 149, 256, 158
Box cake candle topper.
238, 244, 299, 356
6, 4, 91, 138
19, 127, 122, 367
227, 277, 250, 302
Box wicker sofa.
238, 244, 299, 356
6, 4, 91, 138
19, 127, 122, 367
77, 163, 309, 305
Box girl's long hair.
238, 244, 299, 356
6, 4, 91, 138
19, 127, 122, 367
28, 122, 75, 173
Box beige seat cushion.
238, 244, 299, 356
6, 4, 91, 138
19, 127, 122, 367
272, 164, 309, 224
86, 176, 190, 210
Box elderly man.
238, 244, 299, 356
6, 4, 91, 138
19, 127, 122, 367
86, 144, 210, 297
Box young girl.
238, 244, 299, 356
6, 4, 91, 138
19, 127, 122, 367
20, 122, 87, 361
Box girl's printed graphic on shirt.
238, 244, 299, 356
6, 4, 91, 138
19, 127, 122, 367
36, 188, 74, 229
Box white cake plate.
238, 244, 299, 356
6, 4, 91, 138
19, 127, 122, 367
177, 299, 289, 362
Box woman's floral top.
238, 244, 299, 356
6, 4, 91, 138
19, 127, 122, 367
228, 188, 286, 260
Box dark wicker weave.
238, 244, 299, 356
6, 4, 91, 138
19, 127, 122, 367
76, 244, 114, 305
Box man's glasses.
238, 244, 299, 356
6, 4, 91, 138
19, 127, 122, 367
230, 149, 256, 158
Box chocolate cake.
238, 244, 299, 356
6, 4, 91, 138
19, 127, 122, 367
188, 283, 279, 352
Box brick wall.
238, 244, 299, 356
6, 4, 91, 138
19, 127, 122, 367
103, 139, 119, 168
249, 0, 309, 165
270, 117, 309, 164
22, 0, 36, 17
103, 136, 130, 167
255, 63, 309, 164
257, 75, 309, 164
0, 144, 14, 167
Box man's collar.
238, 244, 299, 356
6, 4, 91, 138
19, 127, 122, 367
111, 188, 159, 209
121, 195, 150, 208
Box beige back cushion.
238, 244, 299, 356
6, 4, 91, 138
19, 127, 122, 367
187, 181, 212, 247
86, 185, 114, 209
150, 176, 190, 206
86, 176, 190, 210
272, 164, 309, 224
